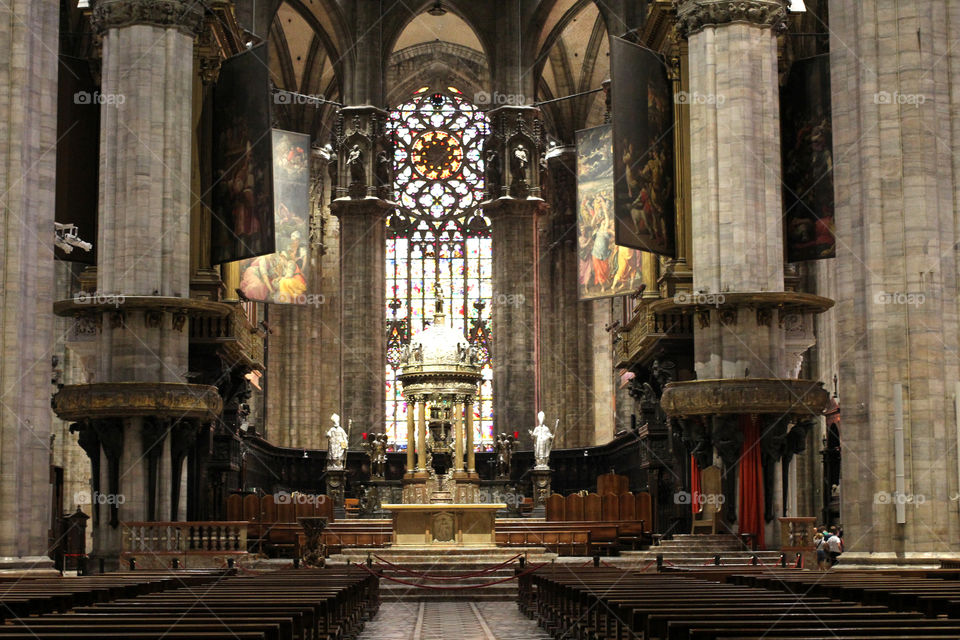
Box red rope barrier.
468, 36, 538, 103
371, 552, 522, 580
634, 560, 656, 573
354, 561, 548, 590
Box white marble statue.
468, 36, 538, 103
326, 413, 348, 469
529, 410, 554, 470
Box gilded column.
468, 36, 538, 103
454, 399, 464, 472
417, 400, 427, 472
466, 400, 476, 474
405, 396, 416, 474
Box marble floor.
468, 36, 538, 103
358, 601, 552, 640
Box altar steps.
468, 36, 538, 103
618, 533, 784, 567
327, 546, 555, 601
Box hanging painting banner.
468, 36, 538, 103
782, 55, 835, 261
211, 43, 275, 264
238, 130, 311, 304
610, 36, 676, 257
576, 124, 644, 300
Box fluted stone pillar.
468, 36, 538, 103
330, 106, 390, 449
830, 0, 960, 554
674, 0, 812, 545
482, 106, 546, 447
0, 0, 59, 570
678, 0, 791, 381
266, 149, 334, 450
539, 148, 595, 447
87, 0, 206, 566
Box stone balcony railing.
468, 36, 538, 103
122, 521, 247, 553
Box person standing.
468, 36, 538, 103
814, 528, 827, 571
825, 526, 843, 567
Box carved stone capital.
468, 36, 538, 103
675, 0, 788, 37
92, 0, 205, 36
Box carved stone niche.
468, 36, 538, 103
483, 105, 544, 199
330, 107, 389, 200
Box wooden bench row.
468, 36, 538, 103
0, 568, 377, 640
0, 571, 223, 620
522, 566, 960, 640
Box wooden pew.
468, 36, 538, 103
523, 567, 960, 640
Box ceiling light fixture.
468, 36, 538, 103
428, 1, 447, 16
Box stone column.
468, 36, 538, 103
539, 148, 595, 447
60, 0, 218, 568
329, 106, 391, 449
482, 106, 546, 447
677, 0, 791, 380
673, 0, 832, 546
0, 0, 59, 571
829, 0, 960, 553
266, 148, 336, 449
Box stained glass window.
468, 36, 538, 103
385, 87, 494, 451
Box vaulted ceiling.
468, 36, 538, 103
266, 0, 623, 143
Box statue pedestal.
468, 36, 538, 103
325, 468, 346, 519
530, 468, 552, 518
383, 503, 505, 546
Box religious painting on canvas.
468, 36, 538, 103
576, 124, 644, 300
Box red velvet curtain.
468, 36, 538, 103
738, 414, 765, 549
690, 455, 702, 515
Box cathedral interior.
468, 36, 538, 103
3, 0, 960, 638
